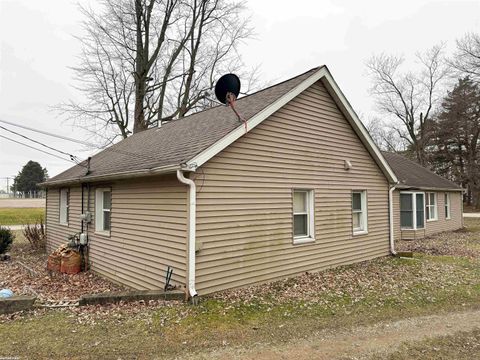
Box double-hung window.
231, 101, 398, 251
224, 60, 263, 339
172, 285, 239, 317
293, 189, 314, 244
59, 188, 69, 225
426, 192, 437, 221
95, 188, 112, 234
400, 192, 425, 229
352, 190, 368, 235
445, 193, 451, 219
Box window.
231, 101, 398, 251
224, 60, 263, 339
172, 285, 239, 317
352, 191, 368, 235
400, 192, 425, 229
59, 188, 69, 225
416, 193, 425, 228
95, 188, 111, 234
426, 192, 437, 221
293, 190, 314, 243
445, 193, 451, 219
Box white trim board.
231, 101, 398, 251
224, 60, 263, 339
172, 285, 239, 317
186, 66, 398, 184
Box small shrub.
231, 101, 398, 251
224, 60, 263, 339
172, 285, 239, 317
0, 227, 14, 254
23, 219, 46, 251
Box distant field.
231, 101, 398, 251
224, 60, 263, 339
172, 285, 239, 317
0, 207, 44, 226
0, 198, 45, 208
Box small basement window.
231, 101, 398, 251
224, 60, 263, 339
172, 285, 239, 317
59, 188, 69, 225
352, 190, 368, 235
95, 188, 111, 234
293, 189, 314, 244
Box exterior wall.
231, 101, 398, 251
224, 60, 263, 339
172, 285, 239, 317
46, 174, 187, 290
193, 80, 391, 295
393, 190, 463, 240
46, 186, 83, 253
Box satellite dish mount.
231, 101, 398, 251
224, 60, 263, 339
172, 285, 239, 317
215, 74, 247, 132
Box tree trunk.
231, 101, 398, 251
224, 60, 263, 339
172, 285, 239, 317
133, 78, 148, 133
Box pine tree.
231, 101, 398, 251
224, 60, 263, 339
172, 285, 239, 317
430, 77, 480, 207
11, 161, 47, 198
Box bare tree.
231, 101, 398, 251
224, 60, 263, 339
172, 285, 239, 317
364, 117, 406, 152
366, 44, 450, 165
451, 32, 480, 82
59, 0, 255, 146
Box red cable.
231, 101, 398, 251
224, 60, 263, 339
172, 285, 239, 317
226, 92, 247, 133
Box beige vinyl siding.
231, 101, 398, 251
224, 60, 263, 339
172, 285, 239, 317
46, 174, 187, 291
193, 80, 390, 294
393, 190, 463, 240
424, 191, 463, 236
392, 191, 402, 241
46, 187, 82, 253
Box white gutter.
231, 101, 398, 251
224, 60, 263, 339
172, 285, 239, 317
40, 165, 180, 187
389, 184, 397, 255
176, 170, 198, 299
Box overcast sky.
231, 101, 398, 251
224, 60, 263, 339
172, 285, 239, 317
0, 0, 479, 190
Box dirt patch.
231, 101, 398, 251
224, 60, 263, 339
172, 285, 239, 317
379, 327, 480, 359
180, 309, 480, 360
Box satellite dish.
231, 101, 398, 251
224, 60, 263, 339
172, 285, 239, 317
215, 74, 241, 104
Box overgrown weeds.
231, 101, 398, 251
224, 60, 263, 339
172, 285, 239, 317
22, 219, 46, 251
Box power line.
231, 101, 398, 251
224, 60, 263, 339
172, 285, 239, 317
0, 134, 75, 163
0, 119, 96, 147
0, 125, 79, 161
0, 119, 161, 164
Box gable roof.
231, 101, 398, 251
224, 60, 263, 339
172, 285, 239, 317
43, 66, 397, 186
382, 152, 462, 191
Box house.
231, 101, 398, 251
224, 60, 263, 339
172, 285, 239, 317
42, 65, 458, 299
382, 152, 464, 240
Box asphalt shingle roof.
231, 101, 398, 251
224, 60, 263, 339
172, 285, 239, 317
46, 67, 320, 185
382, 152, 462, 191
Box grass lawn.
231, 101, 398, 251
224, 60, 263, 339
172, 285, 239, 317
0, 207, 44, 225
0, 219, 479, 359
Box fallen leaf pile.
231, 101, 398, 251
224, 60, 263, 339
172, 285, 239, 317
0, 244, 125, 301
211, 256, 478, 310
397, 227, 480, 259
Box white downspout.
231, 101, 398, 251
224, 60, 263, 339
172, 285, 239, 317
389, 184, 397, 255
176, 170, 198, 299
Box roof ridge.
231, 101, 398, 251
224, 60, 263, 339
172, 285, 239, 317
156, 66, 323, 130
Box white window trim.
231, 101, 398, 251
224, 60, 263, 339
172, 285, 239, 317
95, 187, 111, 236
445, 193, 451, 220
426, 192, 438, 221
400, 191, 426, 230
292, 189, 315, 244
59, 188, 69, 226
352, 190, 368, 236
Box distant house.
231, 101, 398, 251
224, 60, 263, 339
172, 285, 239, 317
383, 152, 464, 240
41, 66, 461, 299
